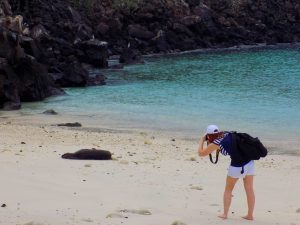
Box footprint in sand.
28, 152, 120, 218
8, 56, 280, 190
210, 203, 220, 207
190, 185, 203, 191
186, 156, 197, 161
106, 209, 151, 219
23, 222, 45, 225
119, 160, 129, 165
81, 218, 93, 222
118, 209, 152, 215
144, 140, 152, 145
171, 221, 188, 225
106, 213, 127, 218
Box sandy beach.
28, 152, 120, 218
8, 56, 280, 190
0, 113, 299, 225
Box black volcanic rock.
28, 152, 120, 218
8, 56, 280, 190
0, 53, 63, 110
88, 74, 107, 86
1, 0, 300, 110
57, 62, 89, 87
0, 0, 110, 110
85, 0, 300, 55
128, 24, 155, 40
10, 0, 109, 75
0, 25, 63, 110
75, 39, 108, 68
43, 109, 58, 115
119, 47, 144, 65
57, 122, 82, 127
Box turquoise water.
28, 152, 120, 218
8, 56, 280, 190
21, 47, 300, 154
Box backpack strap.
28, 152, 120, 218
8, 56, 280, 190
209, 149, 220, 164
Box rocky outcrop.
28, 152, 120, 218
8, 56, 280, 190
0, 54, 61, 110
87, 0, 300, 54
75, 39, 108, 67
119, 47, 144, 64
0, 7, 64, 110
88, 74, 107, 86
53, 61, 89, 87
15, 0, 109, 69
0, 0, 109, 110
1, 0, 300, 109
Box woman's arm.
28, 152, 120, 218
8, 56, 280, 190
198, 134, 219, 157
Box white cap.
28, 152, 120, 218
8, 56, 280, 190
206, 125, 219, 134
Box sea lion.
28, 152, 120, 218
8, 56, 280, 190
62, 149, 112, 160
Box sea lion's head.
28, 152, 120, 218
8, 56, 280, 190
61, 153, 75, 159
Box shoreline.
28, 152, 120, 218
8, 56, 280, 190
1, 111, 299, 157
0, 114, 300, 225
2, 109, 300, 157
108, 42, 300, 63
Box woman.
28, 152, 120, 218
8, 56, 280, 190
198, 125, 255, 220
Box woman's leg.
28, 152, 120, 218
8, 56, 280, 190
218, 176, 239, 219
242, 175, 255, 220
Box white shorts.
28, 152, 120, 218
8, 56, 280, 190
228, 160, 255, 179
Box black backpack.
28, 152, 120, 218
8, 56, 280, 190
231, 132, 268, 161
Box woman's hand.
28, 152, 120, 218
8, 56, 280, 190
200, 133, 207, 142
198, 134, 219, 157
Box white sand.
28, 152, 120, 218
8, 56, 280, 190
0, 114, 299, 225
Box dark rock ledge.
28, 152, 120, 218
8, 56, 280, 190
0, 0, 108, 110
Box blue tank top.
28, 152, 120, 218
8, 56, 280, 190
213, 132, 232, 156
213, 132, 250, 167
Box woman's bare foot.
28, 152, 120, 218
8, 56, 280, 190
242, 215, 254, 220
218, 214, 228, 219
